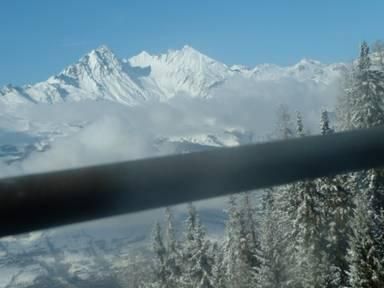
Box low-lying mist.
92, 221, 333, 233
0, 76, 341, 176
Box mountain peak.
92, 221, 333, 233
136, 50, 151, 57
94, 44, 113, 53
175, 45, 209, 59
57, 45, 122, 80
130, 50, 153, 65
86, 45, 118, 64
295, 58, 322, 67
182, 44, 193, 49
181, 45, 199, 53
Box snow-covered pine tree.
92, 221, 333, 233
182, 203, 214, 288
337, 42, 384, 287
275, 104, 295, 139
190, 225, 214, 288
273, 111, 303, 228
349, 41, 384, 129
264, 109, 306, 287
222, 195, 242, 287
258, 188, 290, 288
223, 194, 259, 287
211, 242, 227, 288
163, 207, 182, 288
367, 171, 384, 283
275, 110, 304, 225
184, 203, 198, 262
149, 222, 167, 288
348, 171, 384, 288
367, 168, 384, 230
320, 109, 332, 135
238, 192, 262, 287
317, 110, 354, 287
181, 203, 197, 287
296, 111, 304, 137
242, 194, 262, 261
287, 113, 330, 287
293, 178, 329, 288
337, 41, 384, 131
336, 67, 355, 131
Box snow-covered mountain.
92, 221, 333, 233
0, 45, 346, 106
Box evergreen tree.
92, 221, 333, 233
318, 110, 354, 287
293, 178, 329, 288
258, 188, 290, 288
348, 172, 384, 288
318, 175, 354, 287
320, 109, 332, 135
191, 223, 214, 288
336, 67, 355, 131
338, 42, 384, 287
184, 203, 198, 264
149, 222, 167, 288
223, 195, 258, 287
296, 111, 304, 137
368, 169, 384, 223
367, 171, 384, 281
276, 104, 294, 139
266, 110, 307, 287
240, 193, 262, 267
238, 192, 262, 287
163, 208, 182, 288
211, 242, 227, 288
223, 195, 242, 287
337, 41, 384, 131
182, 203, 214, 288
349, 42, 384, 129
284, 114, 329, 287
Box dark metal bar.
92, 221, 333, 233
0, 127, 383, 237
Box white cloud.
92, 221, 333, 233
0, 77, 341, 176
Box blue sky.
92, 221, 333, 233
0, 0, 383, 86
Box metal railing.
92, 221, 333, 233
0, 127, 383, 237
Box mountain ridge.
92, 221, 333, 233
0, 45, 346, 107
